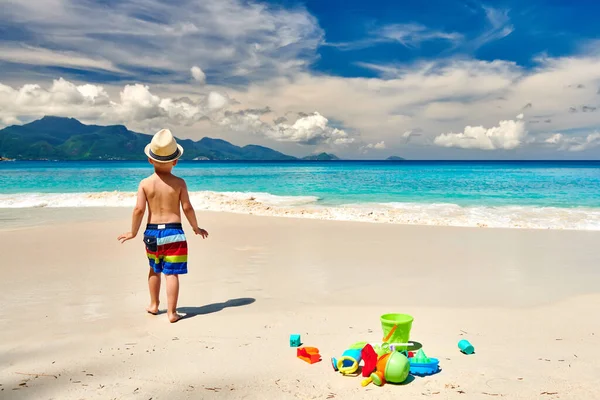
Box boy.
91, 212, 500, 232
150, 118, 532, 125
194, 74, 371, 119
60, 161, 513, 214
118, 128, 208, 323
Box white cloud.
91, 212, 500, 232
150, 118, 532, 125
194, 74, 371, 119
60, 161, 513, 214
232, 50, 600, 157
0, 45, 122, 72
218, 110, 352, 145
116, 84, 164, 121
0, 78, 110, 124
544, 133, 564, 145
470, 7, 514, 50
376, 24, 463, 48
0, 0, 323, 83
270, 112, 352, 145
571, 133, 600, 151
402, 129, 424, 144
542, 132, 600, 151
207, 92, 228, 110
366, 141, 386, 150
325, 23, 462, 51
328, 6, 510, 54
5, 43, 600, 157
0, 78, 352, 148
190, 66, 206, 84
434, 114, 527, 150
0, 115, 21, 126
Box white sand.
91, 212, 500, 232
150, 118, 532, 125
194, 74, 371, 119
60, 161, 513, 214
0, 208, 598, 399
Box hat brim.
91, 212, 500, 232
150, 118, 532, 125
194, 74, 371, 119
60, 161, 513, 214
144, 144, 184, 163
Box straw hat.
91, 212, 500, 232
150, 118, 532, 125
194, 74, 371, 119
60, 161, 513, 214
144, 129, 184, 163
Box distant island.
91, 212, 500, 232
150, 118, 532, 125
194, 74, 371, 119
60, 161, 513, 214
302, 152, 340, 161
0, 116, 341, 161
386, 156, 406, 161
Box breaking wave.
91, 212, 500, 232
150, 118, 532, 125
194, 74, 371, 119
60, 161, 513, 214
1, 191, 599, 230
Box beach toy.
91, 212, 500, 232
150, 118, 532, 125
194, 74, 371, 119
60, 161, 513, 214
458, 339, 475, 355
362, 351, 410, 387
361, 344, 378, 377
382, 323, 398, 342
390, 344, 413, 353
373, 342, 392, 357
413, 349, 430, 363
332, 348, 362, 375
290, 334, 301, 347
362, 353, 390, 387
380, 313, 413, 351
409, 349, 440, 376
372, 341, 417, 354
297, 347, 321, 364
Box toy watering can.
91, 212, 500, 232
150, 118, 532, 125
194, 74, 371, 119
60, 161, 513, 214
331, 349, 362, 375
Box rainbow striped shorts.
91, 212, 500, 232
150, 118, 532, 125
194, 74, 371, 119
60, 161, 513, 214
143, 223, 188, 275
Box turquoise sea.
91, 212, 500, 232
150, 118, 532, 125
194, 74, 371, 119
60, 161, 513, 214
1, 161, 600, 229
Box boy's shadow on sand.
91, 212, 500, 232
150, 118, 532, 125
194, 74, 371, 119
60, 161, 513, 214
177, 298, 256, 319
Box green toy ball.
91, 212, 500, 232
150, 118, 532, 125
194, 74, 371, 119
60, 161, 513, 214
384, 352, 410, 383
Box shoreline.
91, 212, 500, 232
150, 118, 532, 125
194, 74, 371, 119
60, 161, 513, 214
2, 205, 600, 234
2, 191, 600, 231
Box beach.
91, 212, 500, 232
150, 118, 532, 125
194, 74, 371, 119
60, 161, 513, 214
4, 0, 600, 398
0, 208, 598, 399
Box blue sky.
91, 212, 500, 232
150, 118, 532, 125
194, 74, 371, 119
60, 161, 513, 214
305, 0, 596, 72
1, 0, 600, 158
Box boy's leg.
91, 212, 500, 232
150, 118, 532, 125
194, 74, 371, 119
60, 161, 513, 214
143, 229, 161, 315
160, 226, 187, 323
147, 267, 161, 315
165, 274, 182, 323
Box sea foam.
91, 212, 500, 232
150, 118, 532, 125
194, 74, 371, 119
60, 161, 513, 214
0, 191, 599, 231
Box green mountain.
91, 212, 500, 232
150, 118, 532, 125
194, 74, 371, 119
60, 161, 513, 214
0, 116, 297, 161
386, 156, 406, 161
302, 152, 340, 161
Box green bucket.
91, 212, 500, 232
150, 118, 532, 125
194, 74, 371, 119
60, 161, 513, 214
380, 313, 413, 350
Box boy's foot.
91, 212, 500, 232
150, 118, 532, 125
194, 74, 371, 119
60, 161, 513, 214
168, 312, 183, 323
146, 304, 160, 315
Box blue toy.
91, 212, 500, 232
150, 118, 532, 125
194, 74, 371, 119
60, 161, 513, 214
458, 339, 474, 354
409, 358, 440, 376
409, 349, 440, 376
332, 348, 363, 375
290, 334, 301, 347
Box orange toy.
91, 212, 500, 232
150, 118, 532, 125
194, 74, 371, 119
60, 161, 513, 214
371, 353, 391, 386
297, 347, 321, 364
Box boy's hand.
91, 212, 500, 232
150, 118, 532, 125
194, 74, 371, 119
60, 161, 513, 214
118, 232, 136, 243
193, 227, 209, 239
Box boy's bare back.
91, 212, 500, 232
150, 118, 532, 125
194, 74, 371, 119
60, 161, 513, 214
142, 173, 186, 224
120, 160, 207, 243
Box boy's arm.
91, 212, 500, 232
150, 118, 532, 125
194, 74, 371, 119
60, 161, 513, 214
118, 183, 147, 243
180, 181, 208, 238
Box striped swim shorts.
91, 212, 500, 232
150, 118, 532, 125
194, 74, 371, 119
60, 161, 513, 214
143, 223, 188, 275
